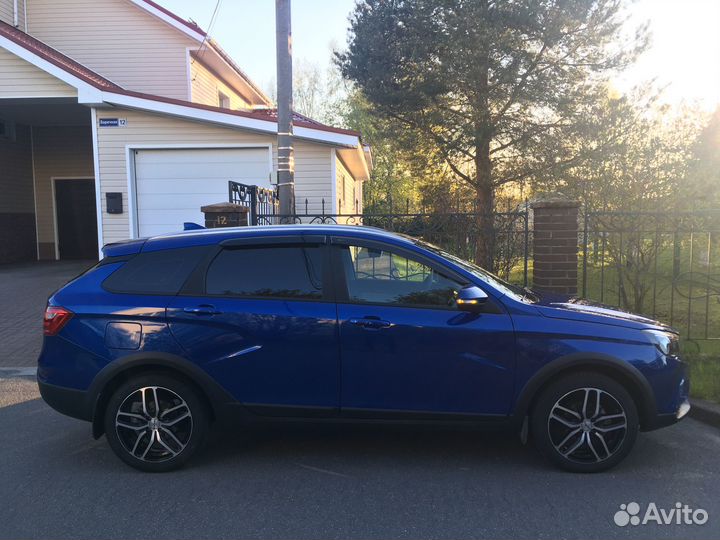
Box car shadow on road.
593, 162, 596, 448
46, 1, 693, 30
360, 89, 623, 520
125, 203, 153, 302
0, 388, 701, 478
200, 419, 539, 470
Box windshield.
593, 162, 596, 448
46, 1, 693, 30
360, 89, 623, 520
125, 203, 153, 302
413, 239, 539, 303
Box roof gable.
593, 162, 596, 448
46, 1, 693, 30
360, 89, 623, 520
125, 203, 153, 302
127, 0, 205, 42
0, 21, 121, 92
0, 46, 76, 98
128, 0, 271, 105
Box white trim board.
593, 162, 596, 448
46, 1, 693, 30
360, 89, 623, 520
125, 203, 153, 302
90, 108, 104, 259
102, 92, 361, 148
330, 148, 338, 214
127, 0, 205, 43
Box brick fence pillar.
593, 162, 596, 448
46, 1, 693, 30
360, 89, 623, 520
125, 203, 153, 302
200, 202, 249, 228
531, 197, 580, 296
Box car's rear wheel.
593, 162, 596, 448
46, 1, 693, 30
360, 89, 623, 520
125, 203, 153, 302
103, 373, 209, 472
530, 372, 639, 473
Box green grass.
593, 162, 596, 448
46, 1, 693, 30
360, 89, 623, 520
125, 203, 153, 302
685, 354, 720, 403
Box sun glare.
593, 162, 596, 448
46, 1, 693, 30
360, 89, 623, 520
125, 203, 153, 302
614, 0, 720, 111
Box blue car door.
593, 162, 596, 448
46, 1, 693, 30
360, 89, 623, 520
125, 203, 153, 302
332, 238, 516, 417
166, 237, 339, 415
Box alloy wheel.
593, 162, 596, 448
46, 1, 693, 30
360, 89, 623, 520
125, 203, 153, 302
115, 386, 193, 463
547, 387, 627, 464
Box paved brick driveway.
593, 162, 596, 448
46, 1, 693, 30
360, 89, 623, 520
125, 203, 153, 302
0, 261, 93, 367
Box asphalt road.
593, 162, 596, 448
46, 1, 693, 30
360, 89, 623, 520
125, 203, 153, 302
1, 375, 718, 540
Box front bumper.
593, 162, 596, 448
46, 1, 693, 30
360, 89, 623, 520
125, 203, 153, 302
643, 397, 690, 431
37, 379, 92, 421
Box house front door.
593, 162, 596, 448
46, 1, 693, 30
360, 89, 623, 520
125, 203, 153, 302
54, 178, 97, 260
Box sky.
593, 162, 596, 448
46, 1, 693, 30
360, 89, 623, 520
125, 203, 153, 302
161, 0, 720, 112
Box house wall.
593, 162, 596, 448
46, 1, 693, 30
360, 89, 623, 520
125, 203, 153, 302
294, 144, 333, 215
0, 123, 35, 262
26, 0, 198, 100
190, 60, 251, 110
0, 0, 26, 30
335, 155, 358, 214
32, 126, 94, 259
94, 108, 336, 246
0, 48, 76, 98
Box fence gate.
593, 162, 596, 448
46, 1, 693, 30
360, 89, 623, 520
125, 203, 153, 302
228, 181, 279, 225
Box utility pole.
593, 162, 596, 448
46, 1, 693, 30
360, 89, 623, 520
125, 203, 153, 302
275, 0, 295, 215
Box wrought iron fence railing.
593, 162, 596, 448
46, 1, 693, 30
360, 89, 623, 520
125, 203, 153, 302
580, 210, 720, 340
256, 209, 531, 285
228, 181, 279, 225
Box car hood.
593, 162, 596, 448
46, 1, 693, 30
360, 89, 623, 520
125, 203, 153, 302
535, 297, 673, 331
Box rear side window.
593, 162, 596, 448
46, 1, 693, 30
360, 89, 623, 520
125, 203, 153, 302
205, 245, 324, 300
103, 246, 207, 295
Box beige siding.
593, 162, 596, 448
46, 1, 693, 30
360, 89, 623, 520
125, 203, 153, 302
27, 0, 197, 99
335, 156, 358, 214
0, 123, 33, 213
295, 143, 333, 215
191, 60, 251, 110
0, 0, 25, 29
0, 48, 76, 98
0, 0, 11, 25
32, 126, 94, 250
96, 108, 273, 244
94, 108, 339, 244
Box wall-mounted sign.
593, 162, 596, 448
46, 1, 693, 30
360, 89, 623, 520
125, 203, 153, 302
99, 118, 127, 127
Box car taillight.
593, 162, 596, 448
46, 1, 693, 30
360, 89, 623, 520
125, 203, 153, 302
43, 306, 73, 336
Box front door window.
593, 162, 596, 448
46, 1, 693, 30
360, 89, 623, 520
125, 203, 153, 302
340, 244, 463, 308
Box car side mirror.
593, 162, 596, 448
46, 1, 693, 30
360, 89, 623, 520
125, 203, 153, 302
455, 286, 488, 312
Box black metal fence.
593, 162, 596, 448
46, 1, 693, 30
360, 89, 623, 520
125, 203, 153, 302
228, 181, 279, 225
227, 181, 530, 283
256, 208, 531, 285
226, 179, 720, 342
580, 210, 720, 340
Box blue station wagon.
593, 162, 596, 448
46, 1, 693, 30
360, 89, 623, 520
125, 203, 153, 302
38, 225, 690, 472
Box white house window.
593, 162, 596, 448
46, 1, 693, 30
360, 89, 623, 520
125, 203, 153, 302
218, 91, 230, 109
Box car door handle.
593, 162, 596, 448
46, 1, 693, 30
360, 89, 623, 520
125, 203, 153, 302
348, 318, 393, 329
183, 305, 221, 316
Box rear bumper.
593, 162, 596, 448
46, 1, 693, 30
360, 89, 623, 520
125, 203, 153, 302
37, 379, 92, 422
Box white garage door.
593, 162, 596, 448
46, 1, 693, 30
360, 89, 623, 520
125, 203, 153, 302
133, 147, 271, 237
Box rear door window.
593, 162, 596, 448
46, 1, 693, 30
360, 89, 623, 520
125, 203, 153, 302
205, 245, 324, 300
102, 246, 208, 295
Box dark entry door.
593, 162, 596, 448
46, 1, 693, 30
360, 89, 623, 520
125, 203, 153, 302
55, 179, 98, 259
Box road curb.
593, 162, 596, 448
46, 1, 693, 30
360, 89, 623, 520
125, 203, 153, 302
0, 367, 37, 379
689, 398, 720, 428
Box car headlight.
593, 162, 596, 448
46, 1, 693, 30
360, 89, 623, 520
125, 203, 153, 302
643, 329, 680, 356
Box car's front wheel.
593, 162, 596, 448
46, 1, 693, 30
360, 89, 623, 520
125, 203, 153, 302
104, 373, 209, 472
531, 372, 639, 473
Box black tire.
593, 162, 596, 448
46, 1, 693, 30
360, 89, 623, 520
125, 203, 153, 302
530, 372, 639, 473
104, 372, 209, 472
